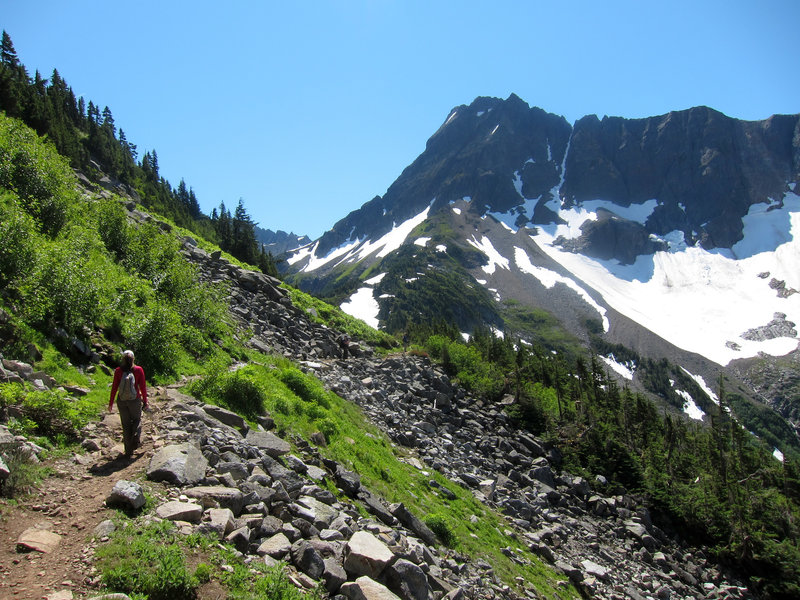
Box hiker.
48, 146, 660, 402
403, 330, 410, 352
108, 349, 148, 457
338, 334, 351, 359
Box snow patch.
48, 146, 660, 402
676, 389, 705, 421
514, 247, 609, 331
414, 237, 431, 247
530, 192, 800, 365
340, 287, 380, 329
435, 244, 447, 252
468, 236, 511, 274
774, 448, 785, 462
600, 355, 634, 380
680, 368, 719, 405
364, 272, 387, 285
452, 207, 462, 215
350, 205, 431, 262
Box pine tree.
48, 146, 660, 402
0, 31, 19, 68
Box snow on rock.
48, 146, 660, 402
364, 272, 387, 285
774, 448, 785, 462
340, 287, 380, 329
353, 206, 432, 261
452, 207, 462, 215
675, 389, 705, 421
530, 192, 800, 365
680, 368, 719, 405
514, 247, 609, 331
599, 355, 634, 381
468, 235, 510, 275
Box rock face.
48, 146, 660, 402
292, 96, 799, 265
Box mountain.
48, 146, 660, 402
284, 94, 800, 442
254, 225, 310, 255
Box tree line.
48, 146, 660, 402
417, 327, 800, 599
0, 29, 275, 275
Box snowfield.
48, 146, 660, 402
529, 192, 800, 365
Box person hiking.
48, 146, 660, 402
338, 333, 351, 359
108, 349, 148, 458
403, 330, 410, 352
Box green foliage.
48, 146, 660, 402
96, 521, 198, 600
0, 193, 37, 285
279, 367, 330, 408
0, 444, 48, 498
189, 362, 267, 419
424, 514, 456, 547
17, 388, 83, 441
0, 114, 76, 236
426, 335, 505, 400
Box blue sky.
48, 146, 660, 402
3, 1, 799, 239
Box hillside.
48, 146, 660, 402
282, 94, 800, 462
0, 74, 799, 600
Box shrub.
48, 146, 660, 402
424, 513, 456, 547
218, 369, 266, 418
0, 114, 77, 237
0, 196, 38, 286
124, 302, 182, 376
0, 445, 47, 498
279, 367, 330, 408
97, 521, 198, 600
19, 389, 82, 441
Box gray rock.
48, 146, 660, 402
205, 508, 236, 537
322, 557, 348, 593
344, 531, 395, 579
257, 532, 292, 558
340, 576, 402, 600
93, 519, 116, 538
385, 558, 433, 600
580, 559, 609, 581
390, 503, 437, 547
245, 430, 290, 457
226, 525, 251, 553
155, 501, 203, 522
184, 485, 245, 516
146, 443, 208, 486
292, 539, 325, 580
107, 480, 146, 510
202, 404, 250, 432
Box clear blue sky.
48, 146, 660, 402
3, 1, 798, 239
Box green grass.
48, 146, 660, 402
187, 355, 579, 599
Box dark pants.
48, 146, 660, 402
117, 397, 142, 456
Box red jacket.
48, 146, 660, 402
109, 365, 148, 409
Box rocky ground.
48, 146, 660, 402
0, 206, 759, 599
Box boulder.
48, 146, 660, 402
107, 480, 146, 510
246, 430, 290, 457
146, 443, 208, 486
340, 576, 402, 600
257, 532, 292, 559
344, 530, 395, 579
291, 539, 325, 580
184, 485, 245, 516
385, 558, 433, 600
155, 501, 203, 522
203, 404, 249, 433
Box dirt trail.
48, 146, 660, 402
0, 400, 163, 600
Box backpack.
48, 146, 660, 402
118, 369, 137, 401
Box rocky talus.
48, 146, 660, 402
0, 207, 755, 599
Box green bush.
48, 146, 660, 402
123, 302, 182, 376
424, 513, 456, 547
97, 521, 198, 600
0, 196, 38, 286
0, 445, 47, 498
279, 367, 330, 408
218, 369, 267, 418
0, 114, 77, 237
19, 389, 82, 441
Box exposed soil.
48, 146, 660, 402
0, 400, 163, 600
